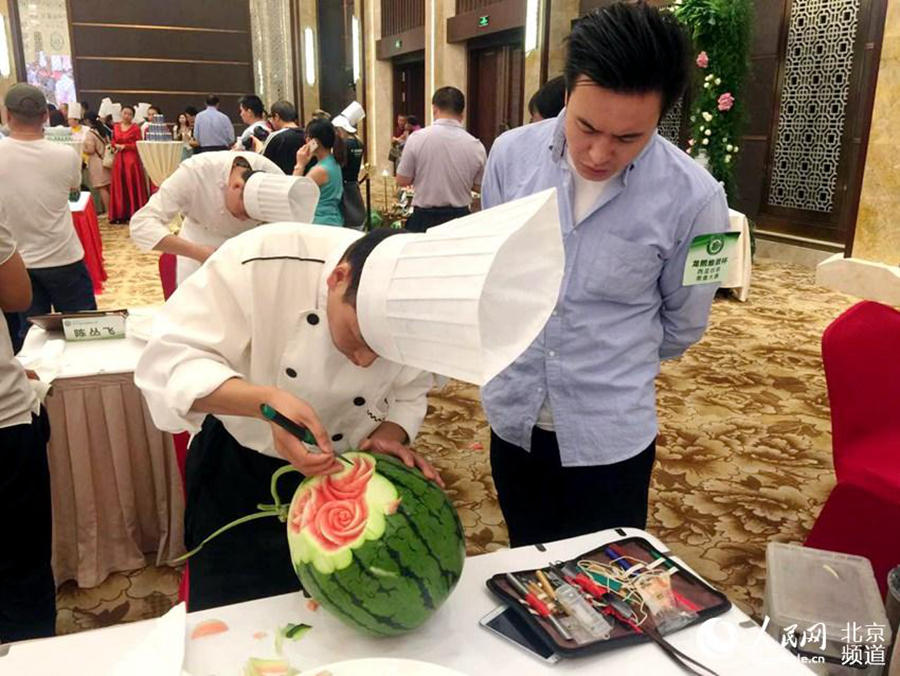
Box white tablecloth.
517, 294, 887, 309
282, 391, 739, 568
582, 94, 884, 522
136, 141, 183, 186
1, 528, 809, 675
16, 309, 184, 587
722, 209, 752, 302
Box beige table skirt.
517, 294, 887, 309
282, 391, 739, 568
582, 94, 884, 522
44, 372, 185, 588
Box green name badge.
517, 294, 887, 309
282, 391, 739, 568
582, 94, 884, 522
62, 315, 127, 341
683, 232, 739, 286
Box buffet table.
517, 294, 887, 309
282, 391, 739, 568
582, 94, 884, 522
16, 309, 184, 588
136, 141, 184, 186
69, 191, 107, 294
1, 528, 808, 675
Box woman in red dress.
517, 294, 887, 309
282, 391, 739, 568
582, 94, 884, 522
108, 105, 148, 223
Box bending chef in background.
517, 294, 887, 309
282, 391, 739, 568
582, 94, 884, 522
129, 151, 317, 284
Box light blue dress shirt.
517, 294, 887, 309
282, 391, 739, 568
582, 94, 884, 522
481, 110, 729, 467
193, 106, 235, 148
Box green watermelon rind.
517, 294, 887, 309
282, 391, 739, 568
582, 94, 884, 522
288, 453, 465, 636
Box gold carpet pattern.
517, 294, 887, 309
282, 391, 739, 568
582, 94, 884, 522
56, 220, 856, 635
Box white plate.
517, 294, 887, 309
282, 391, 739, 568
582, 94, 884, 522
304, 658, 469, 676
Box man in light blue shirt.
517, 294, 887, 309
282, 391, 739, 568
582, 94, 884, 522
193, 94, 235, 153
481, 2, 729, 546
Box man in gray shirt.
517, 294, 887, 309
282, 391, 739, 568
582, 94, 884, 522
396, 87, 486, 232
193, 94, 235, 153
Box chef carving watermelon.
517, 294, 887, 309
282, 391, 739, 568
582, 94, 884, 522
287, 452, 465, 635
176, 452, 465, 636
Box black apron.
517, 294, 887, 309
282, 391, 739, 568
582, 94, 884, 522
184, 415, 305, 611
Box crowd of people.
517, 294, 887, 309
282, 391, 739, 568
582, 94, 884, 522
1, 2, 734, 649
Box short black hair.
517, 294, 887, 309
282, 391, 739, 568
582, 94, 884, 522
565, 1, 690, 118
148, 105, 160, 115
239, 94, 265, 118
340, 228, 408, 306
528, 75, 566, 119
206, 94, 220, 106
305, 118, 336, 150
48, 109, 66, 126
432, 86, 465, 115
121, 104, 135, 114
406, 115, 419, 127
185, 106, 198, 116
270, 100, 298, 123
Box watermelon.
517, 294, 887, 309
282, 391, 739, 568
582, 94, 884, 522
286, 452, 465, 636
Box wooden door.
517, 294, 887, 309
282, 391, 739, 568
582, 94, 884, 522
392, 57, 425, 130
734, 0, 886, 245
466, 33, 524, 152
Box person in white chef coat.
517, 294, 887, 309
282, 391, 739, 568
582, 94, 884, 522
129, 150, 317, 284
135, 189, 565, 611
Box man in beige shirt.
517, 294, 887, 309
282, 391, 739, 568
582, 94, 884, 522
396, 87, 486, 232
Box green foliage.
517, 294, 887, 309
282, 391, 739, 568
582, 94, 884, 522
670, 0, 753, 201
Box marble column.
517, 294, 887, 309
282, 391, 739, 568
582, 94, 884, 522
362, 0, 395, 176
425, 0, 467, 125
851, 2, 900, 264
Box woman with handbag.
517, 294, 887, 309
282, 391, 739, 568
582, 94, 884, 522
82, 111, 112, 213
108, 105, 148, 224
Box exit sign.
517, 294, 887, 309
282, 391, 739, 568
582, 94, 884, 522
478, 15, 489, 27
394, 38, 402, 49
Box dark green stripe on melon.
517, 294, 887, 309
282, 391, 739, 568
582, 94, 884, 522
291, 454, 466, 637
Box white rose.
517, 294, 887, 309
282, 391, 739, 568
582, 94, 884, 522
703, 82, 710, 89
702, 138, 709, 146
702, 112, 713, 122
724, 155, 732, 163
726, 144, 734, 152
734, 146, 740, 152
699, 125, 705, 131
715, 78, 722, 85
705, 74, 714, 82
705, 128, 712, 136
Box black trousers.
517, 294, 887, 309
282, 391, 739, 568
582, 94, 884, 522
194, 145, 229, 154
15, 261, 97, 347
184, 416, 305, 611
0, 410, 55, 642
405, 205, 469, 233
490, 427, 656, 548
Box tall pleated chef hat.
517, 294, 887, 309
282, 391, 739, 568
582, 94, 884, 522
356, 188, 564, 386
243, 172, 320, 223
67, 102, 83, 119
134, 102, 152, 122
333, 101, 365, 134
111, 103, 123, 122
97, 97, 114, 118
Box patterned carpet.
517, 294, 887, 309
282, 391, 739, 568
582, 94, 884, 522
56, 219, 856, 635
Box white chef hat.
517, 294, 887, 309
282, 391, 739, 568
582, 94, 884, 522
356, 188, 564, 385
243, 172, 320, 223
134, 102, 152, 123
111, 103, 123, 122
333, 101, 365, 133
67, 102, 83, 119
97, 97, 114, 118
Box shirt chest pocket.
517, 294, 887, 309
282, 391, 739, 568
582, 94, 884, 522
582, 233, 663, 303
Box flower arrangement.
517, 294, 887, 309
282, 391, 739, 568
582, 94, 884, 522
670, 0, 753, 201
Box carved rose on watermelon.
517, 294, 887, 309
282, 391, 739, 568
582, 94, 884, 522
288, 453, 399, 573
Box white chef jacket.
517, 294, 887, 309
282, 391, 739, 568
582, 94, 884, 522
129, 151, 283, 284
134, 222, 433, 458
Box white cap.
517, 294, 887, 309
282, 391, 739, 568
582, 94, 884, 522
356, 188, 564, 385
67, 102, 83, 119
134, 102, 152, 123
333, 101, 365, 133
97, 97, 114, 118
243, 172, 320, 223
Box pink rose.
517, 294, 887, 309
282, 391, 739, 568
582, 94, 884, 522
310, 498, 369, 550
319, 456, 375, 501
696, 51, 709, 69
717, 92, 735, 112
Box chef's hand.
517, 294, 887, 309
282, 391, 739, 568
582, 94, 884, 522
359, 437, 445, 488
263, 389, 343, 476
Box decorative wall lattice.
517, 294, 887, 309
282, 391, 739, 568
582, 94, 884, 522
658, 98, 684, 145
249, 0, 294, 107
767, 0, 860, 213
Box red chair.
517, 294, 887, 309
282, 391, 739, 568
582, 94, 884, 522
805, 301, 900, 598
158, 253, 177, 301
